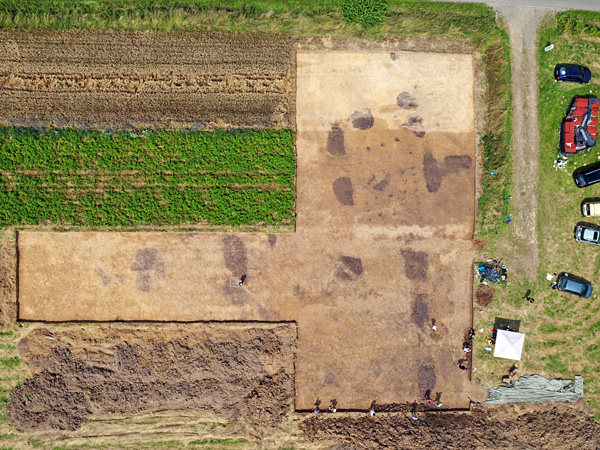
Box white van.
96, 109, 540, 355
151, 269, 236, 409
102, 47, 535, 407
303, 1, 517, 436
581, 201, 600, 217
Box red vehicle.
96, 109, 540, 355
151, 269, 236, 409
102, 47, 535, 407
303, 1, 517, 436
560, 96, 599, 156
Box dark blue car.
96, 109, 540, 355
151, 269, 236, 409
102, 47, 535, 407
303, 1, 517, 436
557, 272, 593, 298
555, 64, 592, 84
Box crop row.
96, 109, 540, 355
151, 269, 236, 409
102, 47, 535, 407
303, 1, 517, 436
0, 128, 296, 227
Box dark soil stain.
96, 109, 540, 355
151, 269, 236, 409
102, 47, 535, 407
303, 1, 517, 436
423, 151, 444, 193
340, 256, 363, 276
401, 250, 428, 280
368, 173, 391, 192
324, 373, 335, 384
332, 177, 354, 206
335, 269, 353, 281
445, 155, 472, 171
390, 52, 398, 61
402, 115, 425, 138
222, 235, 248, 274
267, 234, 277, 248
96, 268, 111, 286
350, 109, 374, 130
411, 294, 430, 328
293, 285, 306, 297
130, 248, 165, 292
417, 357, 437, 392
397, 92, 418, 109
326, 123, 345, 156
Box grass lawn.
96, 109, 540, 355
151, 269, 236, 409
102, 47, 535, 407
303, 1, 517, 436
473, 10, 600, 421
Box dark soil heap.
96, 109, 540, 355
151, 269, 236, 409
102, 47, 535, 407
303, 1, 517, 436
300, 403, 600, 449
8, 324, 295, 431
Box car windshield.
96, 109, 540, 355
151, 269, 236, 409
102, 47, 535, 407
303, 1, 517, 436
561, 66, 583, 78
583, 229, 599, 241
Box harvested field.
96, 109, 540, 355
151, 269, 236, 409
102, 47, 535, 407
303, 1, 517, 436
8, 323, 295, 432
17, 51, 480, 421
0, 31, 295, 129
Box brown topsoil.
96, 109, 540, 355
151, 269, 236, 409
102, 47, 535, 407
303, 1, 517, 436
476, 284, 495, 307
8, 324, 295, 432
300, 402, 600, 449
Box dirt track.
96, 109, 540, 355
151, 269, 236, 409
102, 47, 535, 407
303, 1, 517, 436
0, 31, 294, 129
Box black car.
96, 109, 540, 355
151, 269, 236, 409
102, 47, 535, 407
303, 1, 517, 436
555, 64, 592, 83
575, 223, 600, 245
556, 272, 593, 298
574, 162, 600, 188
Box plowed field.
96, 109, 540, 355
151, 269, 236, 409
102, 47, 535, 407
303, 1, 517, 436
0, 31, 295, 129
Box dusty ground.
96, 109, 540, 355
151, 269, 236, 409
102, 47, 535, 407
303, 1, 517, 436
17, 51, 479, 414
0, 31, 295, 130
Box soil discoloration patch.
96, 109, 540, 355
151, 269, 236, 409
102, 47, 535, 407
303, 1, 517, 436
368, 173, 391, 192
267, 234, 277, 248
350, 109, 374, 130
222, 235, 248, 274
402, 115, 425, 138
326, 124, 346, 156
8, 324, 296, 431
423, 151, 444, 193
130, 248, 165, 292
401, 250, 428, 280
445, 155, 472, 171
332, 177, 354, 206
96, 268, 111, 286
397, 91, 418, 109
340, 256, 363, 276
417, 357, 437, 391
411, 294, 429, 328
476, 284, 495, 306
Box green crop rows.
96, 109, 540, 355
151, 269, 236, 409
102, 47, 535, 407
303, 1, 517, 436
0, 128, 296, 227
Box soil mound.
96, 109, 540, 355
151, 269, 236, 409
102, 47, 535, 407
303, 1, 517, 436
300, 403, 600, 449
8, 324, 295, 431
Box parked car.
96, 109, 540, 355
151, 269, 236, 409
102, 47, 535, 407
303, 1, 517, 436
554, 64, 592, 83
575, 223, 600, 245
581, 200, 600, 217
574, 162, 600, 188
556, 272, 593, 298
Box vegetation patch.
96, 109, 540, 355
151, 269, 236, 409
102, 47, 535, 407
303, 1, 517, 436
0, 128, 296, 228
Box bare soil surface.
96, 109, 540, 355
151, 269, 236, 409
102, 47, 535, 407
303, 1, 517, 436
476, 284, 495, 306
300, 402, 600, 449
0, 31, 295, 130
16, 50, 479, 414
8, 323, 295, 432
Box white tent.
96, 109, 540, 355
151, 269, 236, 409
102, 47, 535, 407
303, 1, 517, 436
493, 329, 525, 360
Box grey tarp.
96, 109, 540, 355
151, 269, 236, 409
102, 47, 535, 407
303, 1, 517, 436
485, 374, 583, 404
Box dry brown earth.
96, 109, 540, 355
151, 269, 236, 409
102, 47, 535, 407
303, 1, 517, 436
17, 50, 479, 415
0, 31, 295, 129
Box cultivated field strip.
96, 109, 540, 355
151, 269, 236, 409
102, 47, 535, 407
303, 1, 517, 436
0, 128, 296, 226
0, 31, 295, 129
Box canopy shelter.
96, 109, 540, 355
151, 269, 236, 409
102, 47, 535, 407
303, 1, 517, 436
493, 329, 525, 360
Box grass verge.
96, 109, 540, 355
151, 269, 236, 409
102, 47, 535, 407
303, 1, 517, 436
474, 10, 600, 421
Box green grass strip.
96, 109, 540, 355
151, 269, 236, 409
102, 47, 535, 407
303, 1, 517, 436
0, 128, 296, 227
